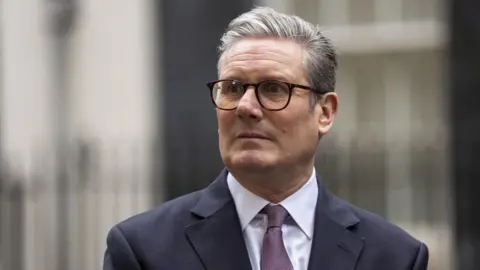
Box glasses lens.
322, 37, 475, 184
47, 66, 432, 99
258, 80, 290, 110
211, 80, 244, 109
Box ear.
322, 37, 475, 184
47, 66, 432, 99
317, 92, 338, 136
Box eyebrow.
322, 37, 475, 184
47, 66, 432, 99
220, 74, 292, 83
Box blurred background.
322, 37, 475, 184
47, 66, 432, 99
0, 0, 478, 269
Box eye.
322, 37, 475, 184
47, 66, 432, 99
222, 80, 243, 94
259, 81, 289, 95
264, 82, 281, 92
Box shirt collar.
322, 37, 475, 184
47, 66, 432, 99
227, 173, 269, 231
227, 168, 318, 240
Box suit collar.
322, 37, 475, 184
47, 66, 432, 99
190, 168, 232, 218
307, 175, 364, 270
315, 175, 360, 228
186, 169, 364, 270
186, 169, 252, 270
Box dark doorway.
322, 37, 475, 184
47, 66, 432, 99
449, 0, 480, 268
155, 0, 254, 201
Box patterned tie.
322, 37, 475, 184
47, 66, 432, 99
260, 204, 294, 270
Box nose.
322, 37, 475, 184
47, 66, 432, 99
236, 88, 263, 120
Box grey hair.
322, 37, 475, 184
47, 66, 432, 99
217, 6, 338, 108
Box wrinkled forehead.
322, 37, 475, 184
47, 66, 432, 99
217, 37, 306, 79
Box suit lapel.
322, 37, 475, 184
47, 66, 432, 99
185, 169, 252, 270
308, 178, 364, 270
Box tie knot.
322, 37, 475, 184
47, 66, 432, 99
263, 204, 289, 228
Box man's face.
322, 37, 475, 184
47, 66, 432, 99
217, 37, 337, 173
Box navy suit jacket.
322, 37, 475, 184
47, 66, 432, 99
103, 169, 429, 270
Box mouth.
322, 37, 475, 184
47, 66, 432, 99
237, 132, 271, 140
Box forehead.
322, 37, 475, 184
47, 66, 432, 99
219, 37, 305, 81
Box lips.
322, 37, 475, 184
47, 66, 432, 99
237, 132, 271, 140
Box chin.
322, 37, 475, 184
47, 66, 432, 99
225, 150, 277, 171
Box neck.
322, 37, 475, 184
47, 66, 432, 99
229, 165, 314, 203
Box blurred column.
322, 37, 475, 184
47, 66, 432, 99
48, 1, 78, 270
449, 0, 480, 269
159, 0, 253, 200
384, 62, 414, 226
1, 0, 58, 270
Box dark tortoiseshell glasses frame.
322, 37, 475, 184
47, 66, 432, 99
206, 79, 330, 111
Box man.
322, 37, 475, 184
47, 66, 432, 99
103, 7, 429, 270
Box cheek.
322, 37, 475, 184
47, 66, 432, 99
271, 112, 316, 143
217, 111, 235, 139
269, 114, 297, 141
217, 111, 231, 127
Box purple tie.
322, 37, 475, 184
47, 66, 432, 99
260, 205, 294, 270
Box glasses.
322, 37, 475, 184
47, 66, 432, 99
206, 79, 328, 111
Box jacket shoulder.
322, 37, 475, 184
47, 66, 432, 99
104, 189, 207, 268
350, 203, 421, 246
347, 200, 429, 267
327, 193, 423, 247
113, 189, 204, 235
331, 194, 427, 260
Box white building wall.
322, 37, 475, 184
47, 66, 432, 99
68, 1, 159, 269
1, 1, 58, 269
0, 0, 160, 269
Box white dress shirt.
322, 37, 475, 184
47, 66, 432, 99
227, 169, 318, 270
